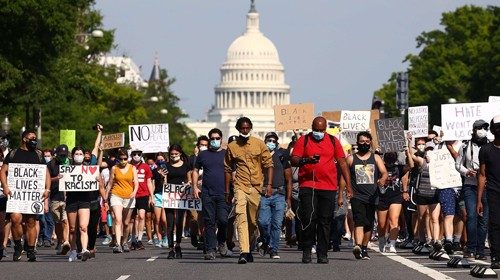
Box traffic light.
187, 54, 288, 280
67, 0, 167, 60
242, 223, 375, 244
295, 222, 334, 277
396, 72, 409, 110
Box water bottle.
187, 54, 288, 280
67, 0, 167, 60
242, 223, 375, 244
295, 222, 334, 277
107, 212, 113, 227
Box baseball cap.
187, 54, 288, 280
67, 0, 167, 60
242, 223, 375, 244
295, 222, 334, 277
424, 141, 435, 150
472, 119, 488, 129
55, 144, 69, 156
264, 132, 279, 141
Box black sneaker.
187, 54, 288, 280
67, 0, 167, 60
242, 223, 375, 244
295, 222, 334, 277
81, 250, 90, 261
270, 251, 280, 259
452, 242, 461, 252
433, 241, 443, 252
247, 252, 254, 262
332, 244, 340, 252
491, 258, 500, 269
167, 250, 176, 259
27, 249, 37, 262
238, 253, 248, 264
317, 256, 329, 264
353, 245, 362, 260
13, 243, 22, 262
302, 249, 312, 263
443, 241, 453, 255
136, 241, 145, 250
175, 246, 182, 259
130, 241, 138, 251
463, 250, 474, 259
257, 242, 269, 257
361, 250, 370, 260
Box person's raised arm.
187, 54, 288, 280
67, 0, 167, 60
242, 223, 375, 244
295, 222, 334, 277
91, 124, 103, 158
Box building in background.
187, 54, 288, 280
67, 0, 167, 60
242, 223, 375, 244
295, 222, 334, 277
97, 55, 147, 89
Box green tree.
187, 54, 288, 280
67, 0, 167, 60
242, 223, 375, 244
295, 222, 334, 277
374, 5, 499, 125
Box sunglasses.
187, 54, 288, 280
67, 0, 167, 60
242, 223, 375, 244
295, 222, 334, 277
131, 152, 141, 156
119, 157, 128, 161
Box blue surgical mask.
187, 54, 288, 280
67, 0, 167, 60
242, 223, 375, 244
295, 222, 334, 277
312, 131, 325, 141
266, 142, 276, 151
210, 139, 221, 150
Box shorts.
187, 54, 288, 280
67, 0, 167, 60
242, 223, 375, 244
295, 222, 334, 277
413, 193, 439, 206
350, 197, 376, 229
110, 194, 135, 209
0, 196, 6, 212
135, 196, 151, 211
65, 198, 90, 212
439, 188, 460, 216
378, 190, 403, 211
50, 200, 68, 222
154, 193, 163, 208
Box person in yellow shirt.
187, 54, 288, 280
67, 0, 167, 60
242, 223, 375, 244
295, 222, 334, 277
224, 117, 274, 264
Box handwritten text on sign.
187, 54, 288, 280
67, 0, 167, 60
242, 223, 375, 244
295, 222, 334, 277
274, 103, 314, 132
428, 149, 462, 189
162, 183, 201, 210
340, 130, 360, 145
59, 165, 100, 192
129, 124, 169, 153
101, 133, 125, 150
6, 164, 46, 214
408, 106, 428, 138
340, 111, 370, 131
375, 118, 405, 153
441, 103, 498, 140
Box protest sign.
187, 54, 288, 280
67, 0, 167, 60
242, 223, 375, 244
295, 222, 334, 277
59, 165, 100, 192
428, 148, 462, 189
441, 103, 499, 140
340, 130, 360, 145
129, 124, 169, 153
60, 130, 76, 151
6, 164, 46, 214
408, 106, 428, 138
340, 111, 370, 131
489, 96, 500, 103
162, 183, 201, 210
101, 133, 125, 150
375, 117, 405, 153
432, 125, 441, 134
274, 103, 314, 132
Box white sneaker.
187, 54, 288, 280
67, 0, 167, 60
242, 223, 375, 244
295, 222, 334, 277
378, 236, 386, 252
68, 250, 78, 262
311, 245, 316, 254
389, 245, 397, 253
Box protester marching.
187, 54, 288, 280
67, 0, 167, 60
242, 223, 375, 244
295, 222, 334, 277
0, 99, 499, 275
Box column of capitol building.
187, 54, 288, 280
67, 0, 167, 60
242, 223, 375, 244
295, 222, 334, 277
186, 2, 293, 145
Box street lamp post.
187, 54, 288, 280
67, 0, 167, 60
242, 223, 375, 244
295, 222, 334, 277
75, 29, 104, 49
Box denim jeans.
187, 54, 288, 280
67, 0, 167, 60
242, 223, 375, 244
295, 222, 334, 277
258, 193, 286, 253
202, 192, 229, 253
330, 214, 346, 246
39, 211, 54, 241
463, 184, 489, 254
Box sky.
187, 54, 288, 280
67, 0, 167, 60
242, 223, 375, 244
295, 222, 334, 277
95, 0, 497, 120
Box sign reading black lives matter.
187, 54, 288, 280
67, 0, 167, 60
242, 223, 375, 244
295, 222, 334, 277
375, 117, 405, 153
129, 124, 169, 153
59, 165, 100, 192
6, 163, 47, 214
162, 183, 201, 211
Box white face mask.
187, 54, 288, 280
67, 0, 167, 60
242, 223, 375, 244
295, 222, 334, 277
239, 133, 250, 138
170, 156, 181, 162
199, 146, 208, 152
476, 129, 488, 139
44, 156, 52, 163
417, 144, 426, 152
132, 155, 141, 162
74, 155, 84, 164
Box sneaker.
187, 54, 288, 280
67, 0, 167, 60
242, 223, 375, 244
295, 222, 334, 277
36, 239, 43, 248
433, 241, 443, 252
491, 258, 500, 269
122, 243, 130, 253
353, 245, 362, 260
452, 242, 461, 252
27, 249, 37, 262
43, 240, 52, 248
112, 245, 123, 254
443, 241, 453, 255
204, 251, 216, 260
55, 242, 62, 254
257, 242, 269, 257
302, 249, 312, 263
317, 256, 329, 264
342, 233, 352, 241
102, 235, 112, 246
475, 254, 487, 261
13, 243, 22, 262
61, 241, 71, 256
270, 251, 280, 259
89, 250, 96, 259
332, 244, 340, 252
399, 239, 413, 249
463, 250, 474, 259
175, 246, 182, 259
238, 253, 248, 264
136, 241, 145, 250
147, 239, 154, 246
311, 245, 316, 254
191, 235, 199, 248
167, 250, 175, 259
361, 250, 371, 260
389, 245, 397, 253
68, 250, 78, 262
378, 236, 386, 252
218, 243, 228, 257
81, 249, 90, 261
130, 241, 138, 251
162, 237, 169, 248
154, 238, 162, 248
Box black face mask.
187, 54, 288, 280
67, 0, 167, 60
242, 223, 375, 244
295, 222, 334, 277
357, 143, 370, 153
26, 139, 38, 151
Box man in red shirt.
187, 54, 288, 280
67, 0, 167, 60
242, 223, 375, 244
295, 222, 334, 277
291, 116, 353, 264
130, 149, 153, 250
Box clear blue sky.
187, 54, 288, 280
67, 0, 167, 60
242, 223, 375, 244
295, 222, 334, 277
95, 0, 497, 120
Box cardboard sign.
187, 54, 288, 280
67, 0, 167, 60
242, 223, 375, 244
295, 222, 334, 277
428, 148, 462, 189
6, 164, 46, 214
162, 183, 201, 210
59, 165, 100, 192
101, 133, 125, 150
60, 130, 76, 151
129, 124, 169, 153
340, 111, 371, 131
489, 96, 500, 103
375, 117, 405, 153
441, 103, 498, 140
274, 103, 314, 132
408, 106, 428, 138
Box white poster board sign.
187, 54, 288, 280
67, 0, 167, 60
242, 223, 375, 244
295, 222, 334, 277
441, 103, 498, 140
408, 106, 428, 138
489, 96, 500, 103
428, 149, 462, 189
162, 183, 201, 210
129, 124, 169, 153
340, 130, 360, 145
6, 164, 46, 214
340, 110, 371, 131
59, 165, 100, 192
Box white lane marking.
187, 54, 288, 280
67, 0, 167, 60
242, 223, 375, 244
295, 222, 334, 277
146, 256, 158, 262
438, 271, 470, 273
116, 275, 130, 280
368, 244, 455, 280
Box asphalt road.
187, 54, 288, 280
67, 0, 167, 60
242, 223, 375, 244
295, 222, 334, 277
0, 238, 497, 280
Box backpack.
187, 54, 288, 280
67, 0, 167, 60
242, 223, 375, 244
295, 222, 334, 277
8, 148, 43, 163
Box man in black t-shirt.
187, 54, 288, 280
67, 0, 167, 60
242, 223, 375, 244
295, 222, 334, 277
477, 115, 500, 269
0, 130, 51, 262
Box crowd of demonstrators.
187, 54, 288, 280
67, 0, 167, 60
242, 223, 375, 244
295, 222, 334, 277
1, 115, 500, 271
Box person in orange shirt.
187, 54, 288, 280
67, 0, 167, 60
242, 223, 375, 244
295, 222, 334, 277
106, 149, 139, 253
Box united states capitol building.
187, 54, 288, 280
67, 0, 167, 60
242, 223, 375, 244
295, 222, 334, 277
187, 2, 293, 143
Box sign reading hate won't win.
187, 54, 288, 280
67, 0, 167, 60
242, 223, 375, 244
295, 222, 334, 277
441, 103, 499, 141
6, 164, 47, 215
